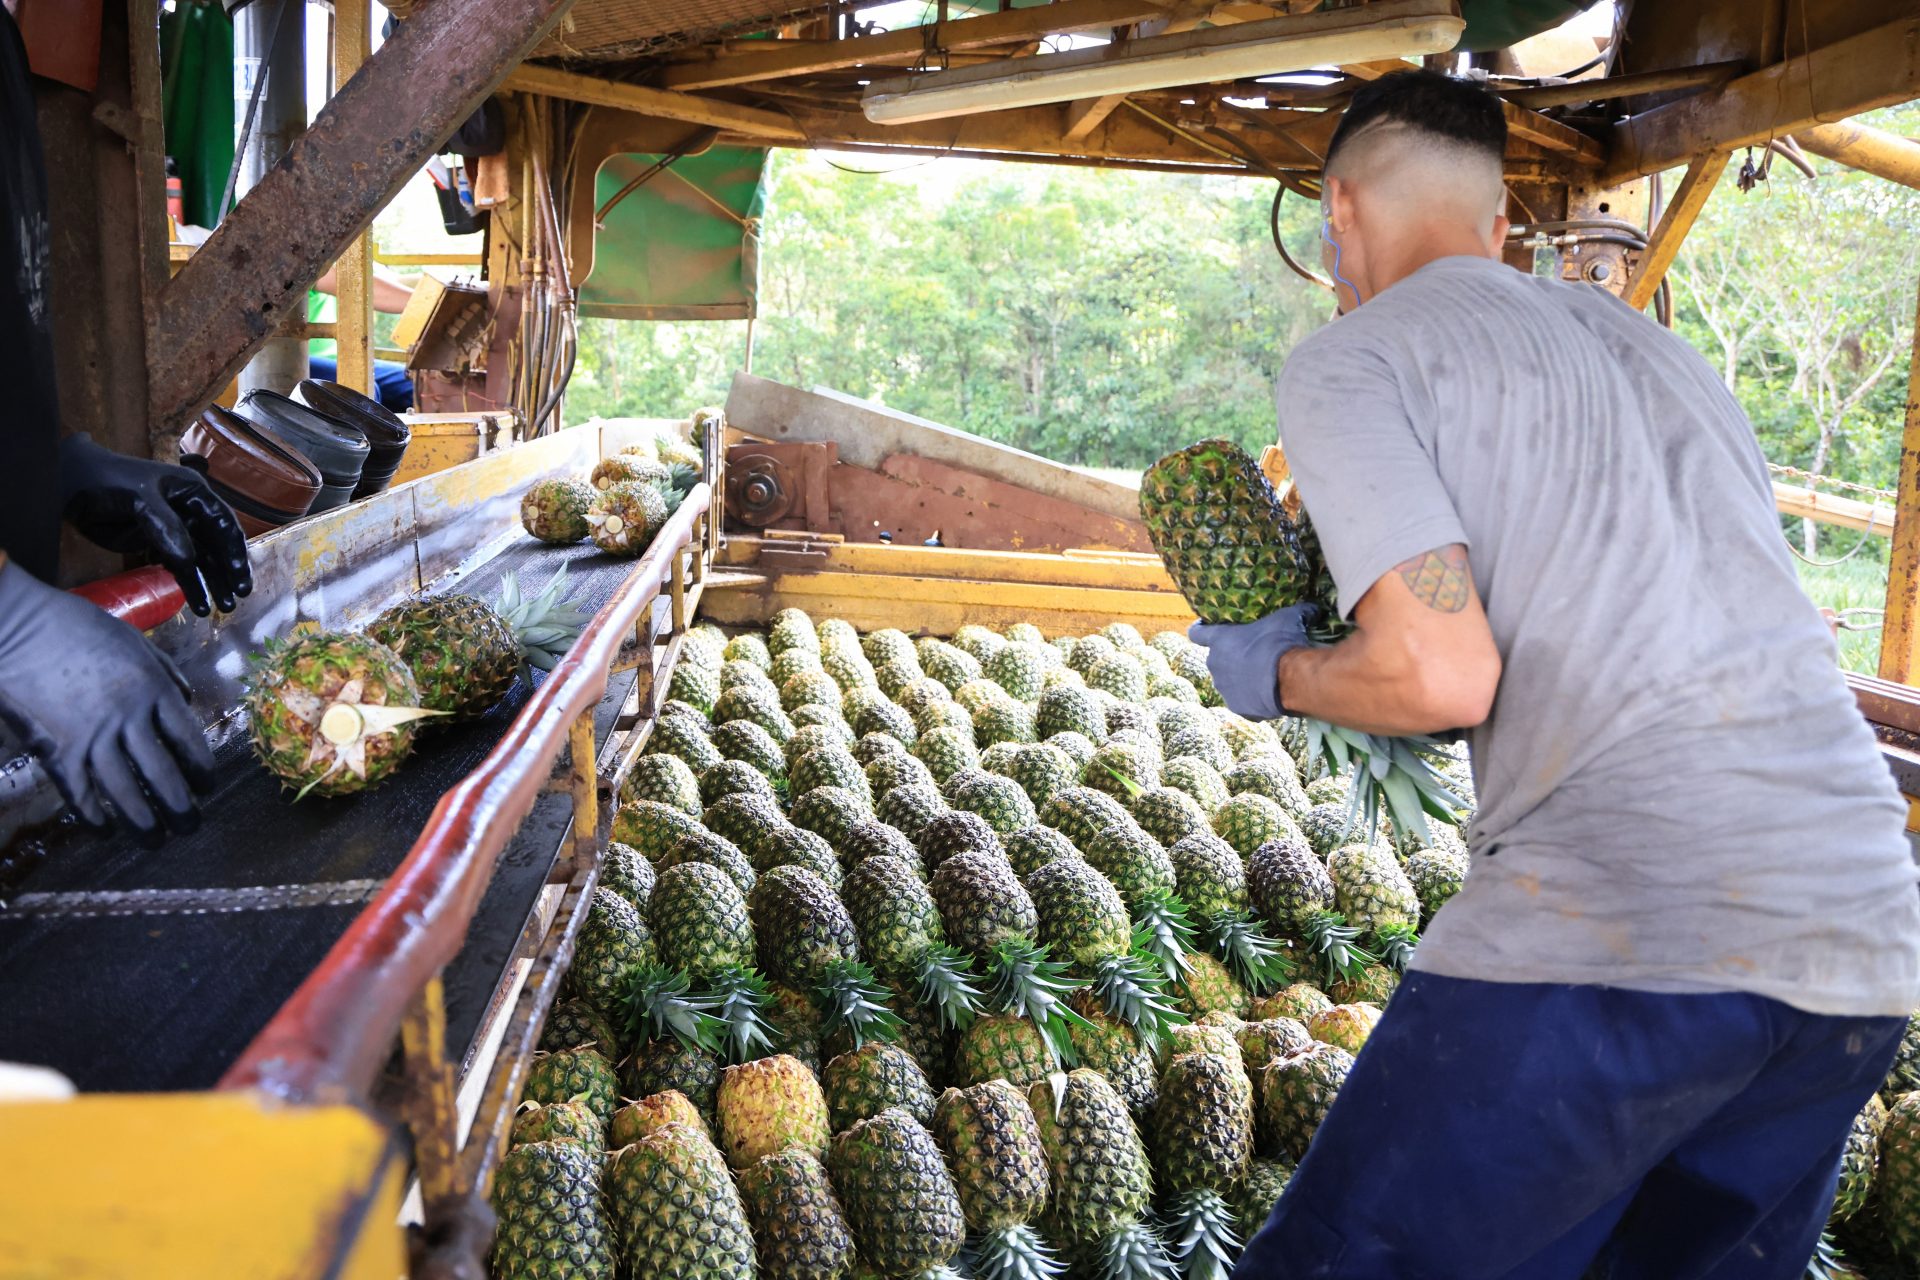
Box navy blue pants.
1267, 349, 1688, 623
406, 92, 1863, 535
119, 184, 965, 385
1236, 973, 1904, 1279
308, 355, 414, 413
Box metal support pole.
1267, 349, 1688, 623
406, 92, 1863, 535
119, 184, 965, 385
1877, 280, 1920, 684
235, 0, 307, 397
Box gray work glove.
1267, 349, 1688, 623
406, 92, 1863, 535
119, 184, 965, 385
1188, 603, 1325, 721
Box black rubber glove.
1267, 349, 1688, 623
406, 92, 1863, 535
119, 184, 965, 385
0, 558, 215, 839
1188, 602, 1326, 721
59, 433, 253, 616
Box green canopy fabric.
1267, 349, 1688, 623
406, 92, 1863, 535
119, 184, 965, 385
579, 146, 768, 321
160, 2, 235, 230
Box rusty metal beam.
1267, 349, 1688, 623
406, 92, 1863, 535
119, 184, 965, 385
1601, 15, 1920, 185
1879, 281, 1920, 686
1795, 119, 1920, 192
149, 0, 578, 433
1623, 150, 1727, 312
1498, 60, 1744, 111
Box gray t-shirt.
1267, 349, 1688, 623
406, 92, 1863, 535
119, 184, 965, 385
1276, 254, 1920, 1018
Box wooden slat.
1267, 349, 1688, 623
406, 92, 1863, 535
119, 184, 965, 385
500, 65, 806, 139
1602, 16, 1920, 185
717, 534, 1182, 590
1772, 481, 1893, 536
658, 0, 1180, 90
1499, 100, 1604, 168
1878, 281, 1920, 685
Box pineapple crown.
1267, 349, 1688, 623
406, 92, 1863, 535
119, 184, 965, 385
1157, 1189, 1240, 1280
1373, 921, 1420, 974
1300, 912, 1378, 986
1198, 908, 1295, 996
914, 942, 985, 1033
1088, 951, 1188, 1046
983, 938, 1090, 1068
1089, 1219, 1180, 1280
813, 958, 905, 1049
705, 964, 779, 1064
1306, 719, 1465, 849
967, 1224, 1067, 1280
1130, 891, 1199, 983
496, 567, 592, 673
618, 962, 725, 1055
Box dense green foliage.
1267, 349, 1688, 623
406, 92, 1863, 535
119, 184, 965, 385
565, 107, 1920, 575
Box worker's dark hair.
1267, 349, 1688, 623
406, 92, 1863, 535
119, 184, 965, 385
1325, 70, 1507, 168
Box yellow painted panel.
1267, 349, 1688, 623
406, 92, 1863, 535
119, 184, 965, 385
718, 536, 1182, 593
752, 569, 1194, 619
1906, 794, 1920, 833
0, 1093, 405, 1280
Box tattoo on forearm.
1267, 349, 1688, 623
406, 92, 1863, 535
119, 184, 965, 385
1395, 544, 1471, 613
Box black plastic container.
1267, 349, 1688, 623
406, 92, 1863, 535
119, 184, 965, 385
294, 378, 411, 497
237, 389, 369, 513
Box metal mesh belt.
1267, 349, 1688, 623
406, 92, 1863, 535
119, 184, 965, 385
0, 539, 645, 1093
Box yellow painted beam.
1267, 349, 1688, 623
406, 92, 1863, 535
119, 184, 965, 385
1602, 16, 1920, 185
1795, 119, 1920, 192
331, 1, 374, 396
501, 64, 807, 139
0, 1093, 405, 1279
717, 535, 1184, 592
1878, 280, 1920, 685
1623, 150, 1728, 311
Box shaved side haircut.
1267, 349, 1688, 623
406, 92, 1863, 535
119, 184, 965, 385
1324, 71, 1509, 227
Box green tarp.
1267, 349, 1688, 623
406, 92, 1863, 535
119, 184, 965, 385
579, 146, 768, 321
159, 2, 235, 230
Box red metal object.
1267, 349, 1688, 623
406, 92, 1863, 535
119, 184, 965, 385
218, 483, 712, 1101
70, 565, 186, 631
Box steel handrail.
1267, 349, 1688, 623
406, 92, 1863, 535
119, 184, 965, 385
219, 482, 713, 1101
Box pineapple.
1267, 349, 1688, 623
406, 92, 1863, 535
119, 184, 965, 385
657, 830, 757, 897
769, 608, 820, 656
1237, 1017, 1314, 1075
792, 785, 867, 848
959, 1013, 1057, 1089
491, 1140, 614, 1280
1879, 1092, 1920, 1260
868, 751, 936, 798
915, 724, 982, 786
1083, 741, 1161, 806
949, 772, 1040, 835
1247, 837, 1335, 937
606, 1123, 756, 1278
702, 792, 790, 859
876, 782, 950, 844
1299, 802, 1354, 858
840, 818, 925, 872
1081, 823, 1177, 911
1087, 654, 1149, 703
570, 887, 656, 1017
1036, 684, 1109, 744
1046, 731, 1098, 769
850, 696, 917, 747
1163, 757, 1231, 814
1029, 1069, 1172, 1275
1172, 952, 1251, 1020
649, 861, 754, 979
745, 863, 855, 983
865, 628, 920, 668
933, 1081, 1060, 1279
1832, 1095, 1887, 1223
1164, 726, 1233, 774
824, 1041, 938, 1130
1213, 793, 1300, 860
519, 477, 595, 544
245, 633, 438, 796
621, 752, 702, 815
828, 1108, 968, 1276
586, 479, 668, 556
1170, 831, 1249, 917
791, 745, 873, 803
524, 1047, 621, 1126
1225, 757, 1311, 818
1133, 787, 1211, 848
1027, 855, 1182, 1042
1259, 1042, 1354, 1161
1007, 743, 1078, 811
712, 719, 788, 781
932, 850, 1040, 959
509, 1098, 601, 1151
1253, 983, 1334, 1024
1004, 824, 1080, 878
1887, 1015, 1920, 1103
1065, 989, 1160, 1115
622, 1038, 721, 1122
1234, 1158, 1293, 1239
1328, 963, 1399, 1007
1307, 1003, 1381, 1054
1154, 1050, 1254, 1273
1328, 843, 1421, 936
986, 642, 1054, 702
782, 669, 843, 714
699, 758, 780, 809
975, 699, 1039, 749
916, 699, 975, 737
540, 998, 619, 1058
918, 811, 1004, 872
842, 854, 980, 1030
599, 843, 656, 912
647, 714, 726, 774
589, 454, 658, 491
610, 1089, 709, 1148
737, 1150, 857, 1280
1039, 786, 1134, 853
665, 660, 719, 715
716, 1053, 830, 1168
725, 632, 773, 669
1406, 844, 1470, 919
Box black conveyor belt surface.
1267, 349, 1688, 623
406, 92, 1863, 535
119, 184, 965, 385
0, 539, 653, 1093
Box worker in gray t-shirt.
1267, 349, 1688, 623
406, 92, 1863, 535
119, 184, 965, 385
1193, 72, 1920, 1279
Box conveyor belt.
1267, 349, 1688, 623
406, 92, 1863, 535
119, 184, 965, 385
0, 538, 652, 1093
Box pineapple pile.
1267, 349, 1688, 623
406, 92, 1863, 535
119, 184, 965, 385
244, 570, 588, 797
520, 425, 703, 556
1817, 1019, 1920, 1279
496, 608, 1509, 1280
1139, 439, 1466, 845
